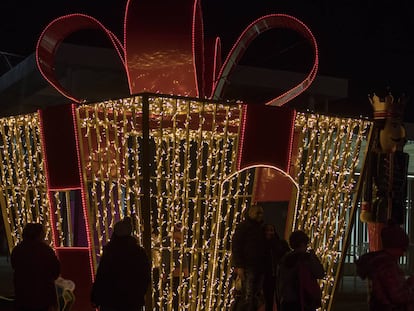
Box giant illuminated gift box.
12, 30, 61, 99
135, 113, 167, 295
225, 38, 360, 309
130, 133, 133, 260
0, 97, 372, 311
0, 1, 373, 310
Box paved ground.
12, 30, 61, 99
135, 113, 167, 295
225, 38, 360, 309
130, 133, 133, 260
331, 276, 368, 311
0, 256, 13, 311
0, 255, 369, 310
0, 256, 13, 296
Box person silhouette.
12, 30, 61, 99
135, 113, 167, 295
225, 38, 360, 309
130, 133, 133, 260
278, 230, 324, 311
91, 216, 151, 311
356, 220, 414, 310
11, 223, 60, 311
263, 224, 290, 311
231, 204, 266, 311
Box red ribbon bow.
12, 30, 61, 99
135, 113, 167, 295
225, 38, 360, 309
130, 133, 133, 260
36, 0, 318, 106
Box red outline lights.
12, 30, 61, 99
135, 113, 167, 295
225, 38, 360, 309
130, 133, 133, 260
36, 14, 125, 104
35, 3, 318, 108
211, 14, 319, 107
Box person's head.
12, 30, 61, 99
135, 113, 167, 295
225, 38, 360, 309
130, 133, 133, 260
173, 223, 184, 243
381, 220, 409, 257
22, 223, 45, 242
264, 224, 276, 240
113, 216, 133, 237
289, 230, 309, 251
247, 204, 264, 223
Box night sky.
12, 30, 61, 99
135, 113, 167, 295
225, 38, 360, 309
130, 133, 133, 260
1, 0, 414, 113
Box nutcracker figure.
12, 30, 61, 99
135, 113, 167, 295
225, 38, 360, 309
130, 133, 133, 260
360, 92, 409, 251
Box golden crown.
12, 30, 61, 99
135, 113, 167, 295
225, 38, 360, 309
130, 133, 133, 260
368, 92, 406, 120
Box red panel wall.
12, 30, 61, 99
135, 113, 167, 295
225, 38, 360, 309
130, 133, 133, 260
238, 105, 295, 172
254, 167, 293, 202
39, 105, 94, 311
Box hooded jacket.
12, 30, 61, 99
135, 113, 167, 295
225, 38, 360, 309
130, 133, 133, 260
278, 250, 325, 309
356, 250, 414, 311
91, 235, 151, 309
11, 239, 60, 310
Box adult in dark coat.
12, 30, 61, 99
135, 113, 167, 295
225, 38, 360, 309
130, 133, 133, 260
91, 217, 151, 311
231, 204, 266, 311
263, 224, 290, 311
356, 221, 414, 311
278, 230, 325, 311
11, 223, 60, 311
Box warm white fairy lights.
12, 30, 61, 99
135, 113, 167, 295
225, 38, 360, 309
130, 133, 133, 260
0, 96, 372, 311
75, 95, 249, 310
49, 190, 76, 247
292, 112, 372, 310
0, 113, 51, 250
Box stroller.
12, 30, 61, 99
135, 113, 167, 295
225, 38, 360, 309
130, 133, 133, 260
55, 277, 75, 311
0, 295, 14, 311
0, 277, 75, 311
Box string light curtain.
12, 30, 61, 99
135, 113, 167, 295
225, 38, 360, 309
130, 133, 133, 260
0, 113, 51, 250
75, 94, 249, 310
149, 96, 250, 310
207, 167, 256, 310
291, 112, 372, 311
75, 97, 373, 310
75, 96, 146, 267
49, 190, 82, 247
0, 100, 373, 311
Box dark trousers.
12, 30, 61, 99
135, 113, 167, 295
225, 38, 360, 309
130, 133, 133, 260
280, 301, 315, 311
280, 301, 301, 311
236, 269, 264, 311
263, 275, 277, 311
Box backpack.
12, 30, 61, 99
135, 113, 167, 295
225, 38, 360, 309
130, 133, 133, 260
298, 261, 322, 310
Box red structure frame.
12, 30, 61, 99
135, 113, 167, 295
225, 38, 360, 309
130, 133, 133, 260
33, 1, 319, 309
